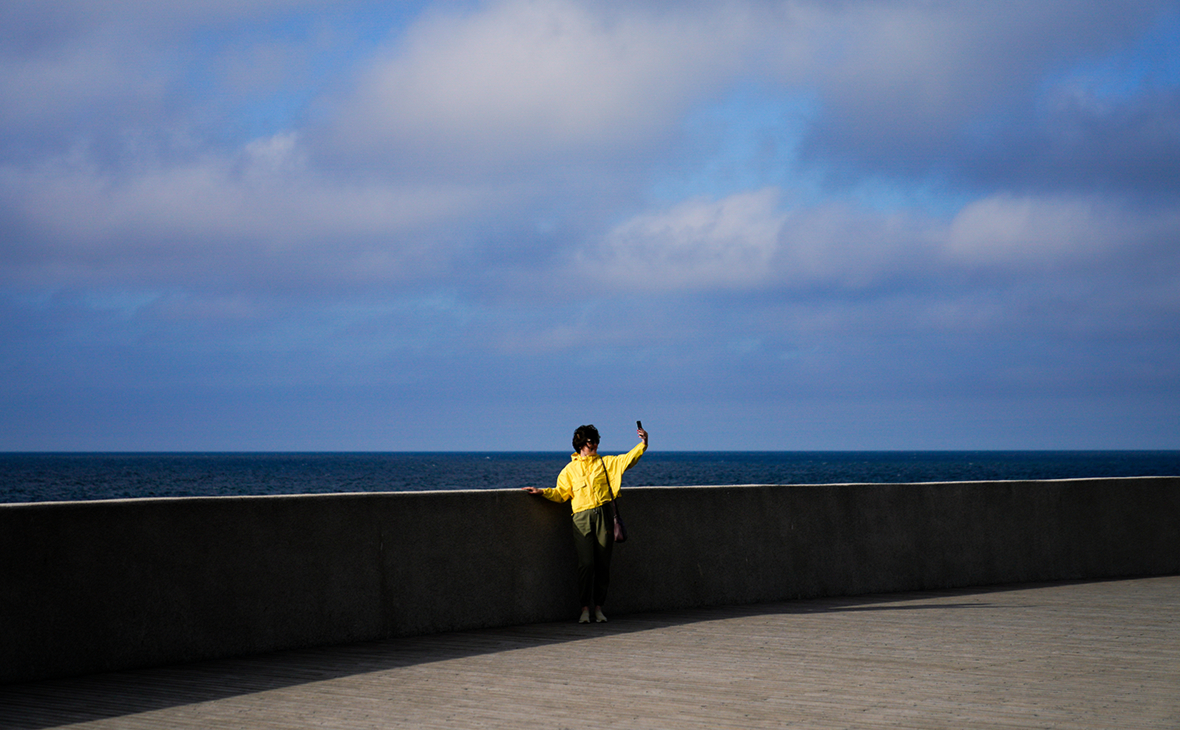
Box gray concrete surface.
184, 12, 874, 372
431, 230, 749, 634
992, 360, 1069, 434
2, 477, 1177, 683
1, 576, 1177, 729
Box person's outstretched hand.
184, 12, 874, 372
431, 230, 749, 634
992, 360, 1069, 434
522, 486, 543, 495
638, 427, 648, 446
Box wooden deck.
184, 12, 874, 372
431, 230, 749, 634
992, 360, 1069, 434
2, 576, 1177, 729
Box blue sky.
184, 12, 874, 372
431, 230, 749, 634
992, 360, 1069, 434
2, 0, 1179, 452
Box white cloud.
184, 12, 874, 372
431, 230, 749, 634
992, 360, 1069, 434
583, 187, 943, 294
945, 194, 1148, 267
329, 0, 754, 165
3, 0, 1177, 306
0, 134, 504, 289
581, 183, 1180, 302
947, 195, 1087, 265
587, 188, 786, 290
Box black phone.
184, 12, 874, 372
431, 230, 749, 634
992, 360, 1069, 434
636, 420, 643, 430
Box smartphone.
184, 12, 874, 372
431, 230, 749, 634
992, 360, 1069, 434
636, 420, 643, 430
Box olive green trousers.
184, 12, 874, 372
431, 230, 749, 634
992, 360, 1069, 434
571, 504, 614, 608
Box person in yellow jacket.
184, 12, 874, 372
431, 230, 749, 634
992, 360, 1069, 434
523, 423, 648, 623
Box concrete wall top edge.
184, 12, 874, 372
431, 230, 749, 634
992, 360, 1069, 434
626, 475, 1180, 490
4, 475, 1177, 510
0, 488, 516, 509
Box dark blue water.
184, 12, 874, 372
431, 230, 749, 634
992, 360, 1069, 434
2, 451, 1178, 504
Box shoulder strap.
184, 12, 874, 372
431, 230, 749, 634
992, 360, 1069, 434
599, 455, 616, 502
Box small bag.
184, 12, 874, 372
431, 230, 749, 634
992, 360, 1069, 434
590, 457, 627, 542
612, 499, 628, 543
598, 455, 628, 543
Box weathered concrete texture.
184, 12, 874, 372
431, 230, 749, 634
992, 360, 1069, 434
2, 477, 1177, 684
610, 478, 1180, 614
1, 490, 576, 684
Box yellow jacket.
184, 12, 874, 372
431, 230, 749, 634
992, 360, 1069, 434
542, 441, 647, 513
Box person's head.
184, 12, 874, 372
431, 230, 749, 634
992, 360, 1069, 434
572, 424, 600, 454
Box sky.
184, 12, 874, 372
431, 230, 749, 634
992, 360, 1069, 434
2, 0, 1179, 452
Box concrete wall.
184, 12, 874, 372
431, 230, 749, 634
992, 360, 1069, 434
2, 477, 1177, 684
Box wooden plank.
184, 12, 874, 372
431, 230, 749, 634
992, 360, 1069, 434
1, 577, 1177, 729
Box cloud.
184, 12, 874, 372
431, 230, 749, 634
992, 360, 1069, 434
580, 184, 1180, 323
587, 188, 786, 290
325, 0, 755, 169
2, 0, 1178, 450
0, 0, 384, 161
0, 29, 168, 158
580, 185, 929, 294
0, 133, 504, 292
775, 1, 1179, 185
994, 84, 1180, 195
945, 195, 1118, 266
4, 0, 1177, 306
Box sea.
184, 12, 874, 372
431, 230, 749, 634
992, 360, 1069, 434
2, 451, 1178, 504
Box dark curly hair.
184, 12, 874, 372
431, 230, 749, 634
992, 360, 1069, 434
572, 424, 600, 453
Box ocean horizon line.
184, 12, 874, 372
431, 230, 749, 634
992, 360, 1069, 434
5, 451, 1177, 504
5, 448, 1178, 455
